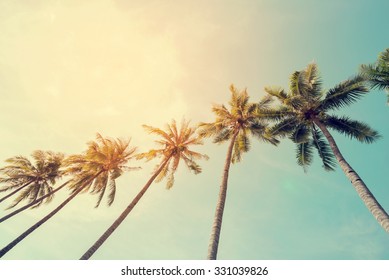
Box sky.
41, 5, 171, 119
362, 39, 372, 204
0, 0, 388, 260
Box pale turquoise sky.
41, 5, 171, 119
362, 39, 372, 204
0, 0, 388, 260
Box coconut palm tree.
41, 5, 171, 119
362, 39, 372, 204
80, 119, 208, 260
360, 48, 389, 104
0, 151, 64, 208
265, 62, 389, 233
198, 84, 279, 260
0, 134, 137, 258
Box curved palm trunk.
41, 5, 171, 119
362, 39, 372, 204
80, 157, 170, 260
207, 130, 239, 260
0, 181, 70, 224
0, 181, 33, 204
313, 118, 389, 233
0, 173, 102, 258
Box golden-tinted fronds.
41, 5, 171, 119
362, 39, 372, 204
0, 151, 64, 208
199, 84, 277, 163
65, 134, 138, 207
138, 119, 208, 189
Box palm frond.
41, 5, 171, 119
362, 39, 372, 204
324, 115, 381, 143
264, 86, 288, 101
321, 75, 368, 110
197, 122, 219, 138
268, 117, 298, 138
107, 177, 116, 206
304, 63, 322, 97
231, 138, 242, 164
166, 172, 175, 190
360, 48, 389, 93
289, 124, 310, 144
213, 128, 233, 144
142, 125, 174, 145
155, 162, 169, 183
296, 141, 314, 172
257, 95, 274, 110
256, 106, 294, 121
289, 70, 303, 96
237, 131, 250, 154
311, 127, 337, 171
94, 173, 108, 208
212, 104, 232, 120
181, 154, 202, 174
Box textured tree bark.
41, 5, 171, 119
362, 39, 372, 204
207, 130, 239, 260
313, 118, 389, 233
80, 157, 171, 260
0, 172, 102, 258
0, 181, 70, 223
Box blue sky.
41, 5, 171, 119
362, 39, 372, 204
0, 0, 388, 260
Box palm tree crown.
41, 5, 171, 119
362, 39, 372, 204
136, 119, 209, 189
360, 48, 389, 104
0, 151, 64, 208
65, 133, 138, 207
266, 63, 380, 171
198, 84, 278, 162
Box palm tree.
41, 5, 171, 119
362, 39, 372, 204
360, 48, 389, 104
80, 119, 208, 260
265, 62, 389, 233
0, 134, 137, 258
198, 84, 279, 260
0, 151, 64, 208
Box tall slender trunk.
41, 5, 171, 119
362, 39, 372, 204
0, 181, 70, 224
80, 157, 171, 260
0, 172, 102, 258
207, 130, 239, 260
313, 118, 389, 233
0, 181, 33, 204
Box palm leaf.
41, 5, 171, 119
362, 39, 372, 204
324, 115, 381, 143
321, 75, 368, 110
290, 70, 304, 96
213, 128, 233, 144
296, 141, 314, 172
264, 86, 288, 101
304, 63, 322, 97
311, 127, 337, 171
107, 177, 116, 206
290, 124, 310, 144
269, 117, 298, 138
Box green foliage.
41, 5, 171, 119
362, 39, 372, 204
311, 127, 337, 171
296, 142, 313, 172
321, 76, 368, 110
324, 115, 381, 144
268, 62, 379, 172
360, 48, 389, 104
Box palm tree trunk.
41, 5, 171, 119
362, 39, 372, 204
0, 181, 32, 204
313, 118, 389, 233
207, 130, 239, 260
80, 157, 170, 260
0, 173, 102, 258
0, 181, 70, 224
